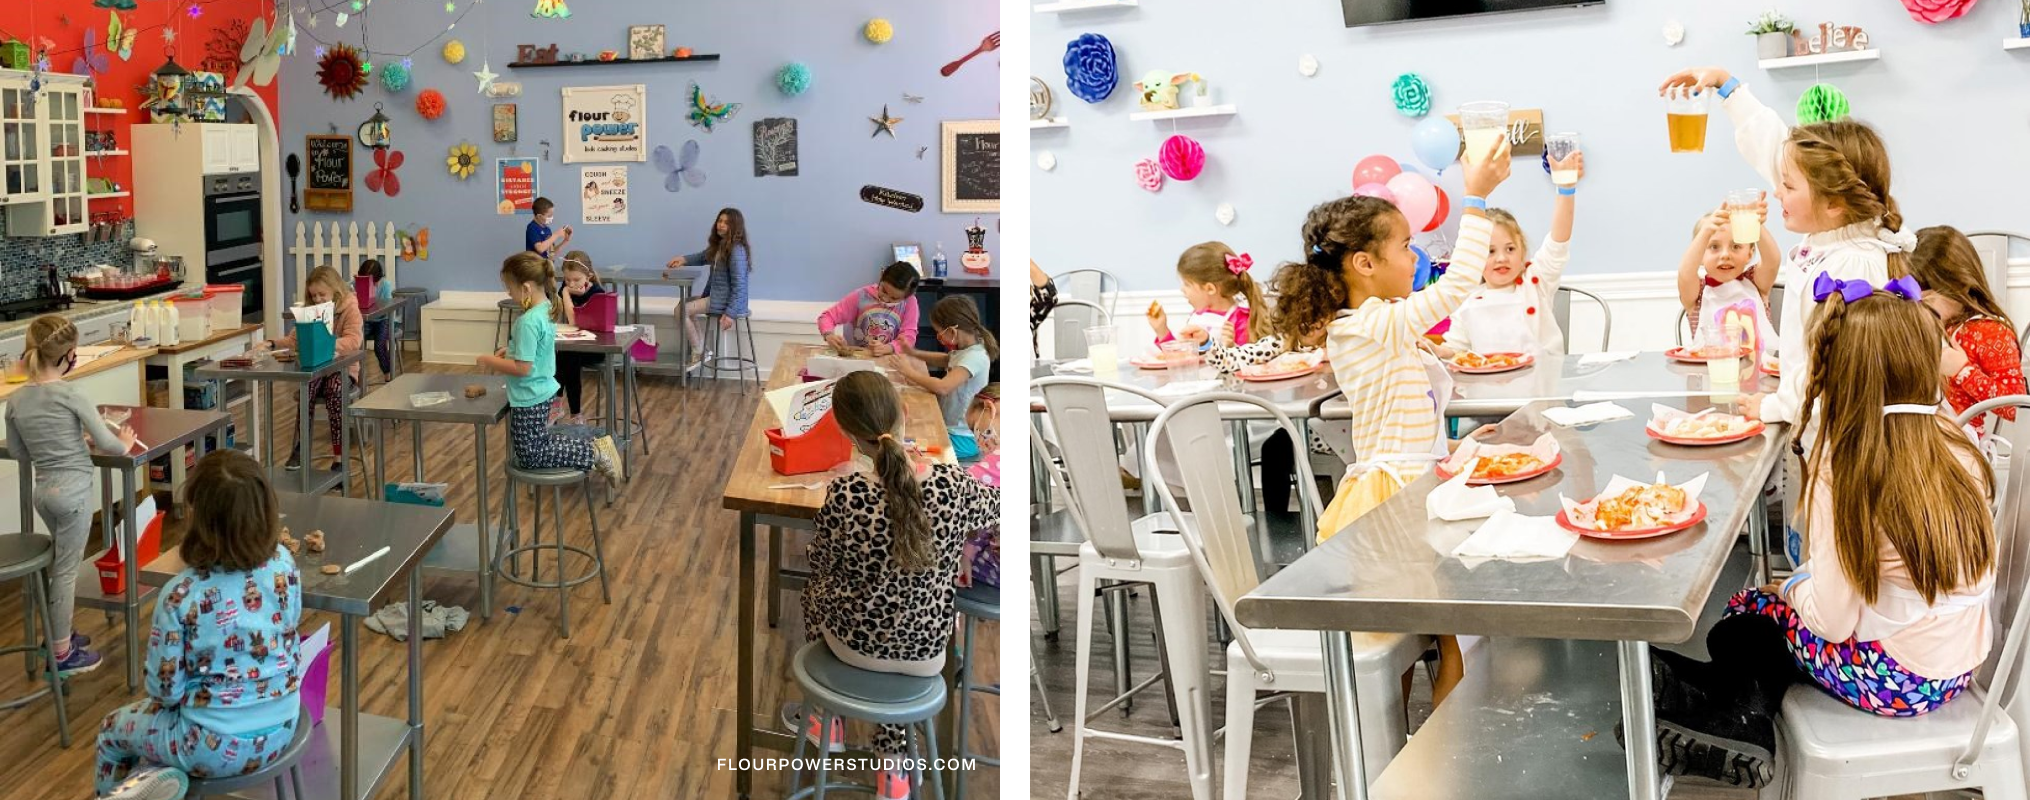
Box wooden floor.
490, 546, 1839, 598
0, 355, 1000, 800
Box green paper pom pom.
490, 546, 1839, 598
776, 62, 812, 96
379, 62, 410, 93
1392, 73, 1431, 118
1797, 83, 1849, 125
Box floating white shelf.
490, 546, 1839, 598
1030, 117, 1070, 129
83, 108, 124, 116
1129, 104, 1237, 122
87, 149, 128, 156
1034, 0, 1137, 13
1758, 49, 1880, 70
2006, 38, 2030, 51
88, 192, 129, 199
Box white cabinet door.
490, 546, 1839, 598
229, 125, 259, 173
201, 125, 233, 173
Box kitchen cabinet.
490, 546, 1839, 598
2, 73, 88, 236
0, 72, 47, 206
228, 125, 259, 173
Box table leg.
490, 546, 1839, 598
603, 359, 624, 482
1297, 420, 1318, 538
1290, 693, 1337, 800
736, 509, 756, 800
372, 420, 386, 502
167, 356, 186, 487
18, 463, 32, 676
407, 568, 425, 798
1107, 586, 1132, 714
121, 466, 139, 692
1619, 641, 1662, 800
1033, 554, 1059, 637
1747, 490, 1771, 586
338, 380, 353, 498
674, 287, 690, 389
475, 424, 493, 620
1321, 630, 1368, 800
298, 382, 312, 495
342, 614, 360, 800
262, 381, 275, 474
1232, 420, 1255, 514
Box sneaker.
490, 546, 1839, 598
53, 645, 101, 678
779, 702, 845, 753
70, 631, 91, 650
590, 435, 624, 484
284, 446, 302, 471
876, 766, 914, 800
103, 765, 189, 800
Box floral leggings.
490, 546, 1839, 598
1729, 587, 1974, 717
508, 402, 599, 472
298, 375, 355, 455
96, 699, 294, 794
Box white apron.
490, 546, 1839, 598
1697, 277, 1779, 356
1456, 287, 1540, 356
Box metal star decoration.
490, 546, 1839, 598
472, 61, 498, 95
161, 28, 176, 45
869, 104, 902, 138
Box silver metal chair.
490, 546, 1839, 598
786, 642, 949, 800
0, 533, 70, 748
495, 462, 612, 638
1044, 299, 1112, 362
1052, 268, 1123, 318
952, 584, 1000, 798
182, 709, 314, 798
702, 313, 761, 394
1553, 285, 1611, 352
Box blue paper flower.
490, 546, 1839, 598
1062, 33, 1118, 104
776, 62, 812, 97
379, 61, 411, 93
1392, 73, 1431, 117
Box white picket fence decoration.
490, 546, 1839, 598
288, 220, 403, 298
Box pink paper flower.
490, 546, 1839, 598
1134, 158, 1164, 192
1902, 0, 1977, 23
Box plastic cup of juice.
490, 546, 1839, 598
1084, 326, 1120, 380
1545, 132, 1582, 186
1727, 189, 1763, 245
1458, 101, 1511, 166
1666, 88, 1710, 153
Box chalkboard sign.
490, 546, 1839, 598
304, 135, 353, 213
752, 117, 798, 177
940, 120, 998, 213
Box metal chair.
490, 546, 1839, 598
1052, 268, 1123, 318
785, 642, 949, 800
0, 533, 71, 748
952, 584, 1000, 798
494, 462, 612, 638
702, 313, 761, 394
1553, 285, 1611, 352
182, 709, 315, 799
1770, 396, 2030, 799
1145, 392, 1431, 799
1044, 300, 1112, 362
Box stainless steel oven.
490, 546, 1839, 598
204, 172, 263, 322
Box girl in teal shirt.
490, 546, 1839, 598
477, 252, 622, 482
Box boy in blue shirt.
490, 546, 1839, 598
525, 197, 572, 259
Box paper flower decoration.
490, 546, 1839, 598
1062, 33, 1118, 104
447, 142, 478, 180
864, 18, 894, 44
1796, 83, 1851, 125
365, 148, 403, 196
1158, 135, 1204, 181
776, 62, 812, 96
442, 39, 466, 64
379, 61, 410, 93
316, 43, 368, 101
1392, 73, 1431, 118
415, 89, 447, 120
1134, 158, 1164, 192
1901, 0, 1977, 23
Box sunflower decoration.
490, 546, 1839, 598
446, 141, 479, 180
316, 43, 368, 101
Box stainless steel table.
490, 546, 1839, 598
349, 373, 508, 619
555, 328, 645, 479
604, 267, 700, 383
142, 492, 452, 800
1344, 351, 1778, 420
360, 301, 405, 383
1029, 358, 1344, 421
1234, 401, 1788, 800
0, 405, 228, 691
192, 351, 369, 497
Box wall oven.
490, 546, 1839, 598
203, 172, 263, 322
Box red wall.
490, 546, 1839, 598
15, 0, 281, 217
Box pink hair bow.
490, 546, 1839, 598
1225, 252, 1253, 275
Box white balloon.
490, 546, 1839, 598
1216, 203, 1236, 225
1298, 54, 1320, 77
1037, 152, 1057, 171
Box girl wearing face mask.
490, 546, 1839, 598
886, 296, 999, 462
664, 208, 753, 371
5, 315, 138, 678
817, 261, 922, 357
525, 197, 573, 261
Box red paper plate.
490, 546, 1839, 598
1556, 502, 1707, 540
1435, 451, 1563, 486
1447, 352, 1535, 375
1236, 362, 1326, 382
1758, 359, 1780, 377
1645, 419, 1766, 446
1665, 346, 1749, 363
1131, 356, 1193, 371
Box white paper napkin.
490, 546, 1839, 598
1053, 359, 1093, 374
1578, 351, 1640, 366
1427, 469, 1515, 521
1151, 379, 1224, 397
1572, 389, 1717, 403
1542, 402, 1633, 427
1451, 509, 1578, 560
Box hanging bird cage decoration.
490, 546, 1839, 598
147, 54, 191, 116
356, 103, 392, 149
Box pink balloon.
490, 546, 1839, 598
1423, 186, 1450, 232
1352, 154, 1402, 189
1385, 172, 1439, 232
1159, 135, 1205, 181
1351, 182, 1396, 203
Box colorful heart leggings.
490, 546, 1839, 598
1728, 587, 1974, 717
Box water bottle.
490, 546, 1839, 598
932, 242, 949, 278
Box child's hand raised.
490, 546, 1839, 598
1551, 151, 1585, 185
1699, 210, 1730, 241
1146, 302, 1168, 335
1659, 67, 1733, 96
1460, 137, 1512, 199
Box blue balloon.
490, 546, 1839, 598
1412, 244, 1433, 290
1410, 116, 1462, 174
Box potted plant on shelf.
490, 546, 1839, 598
1748, 10, 1797, 59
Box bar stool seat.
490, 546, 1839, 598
701, 313, 761, 394
787, 642, 949, 800
952, 583, 1000, 797
182, 709, 314, 799
494, 463, 612, 638
0, 532, 72, 748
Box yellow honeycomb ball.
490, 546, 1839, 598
864, 18, 893, 44
442, 39, 467, 65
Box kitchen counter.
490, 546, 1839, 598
0, 344, 154, 403
0, 288, 185, 339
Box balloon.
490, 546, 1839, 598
1422, 186, 1450, 232
1351, 182, 1395, 203
1385, 172, 1439, 232
1352, 154, 1401, 189
1412, 244, 1434, 290
1410, 116, 1462, 173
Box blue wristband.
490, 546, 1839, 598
1556, 186, 1577, 196
1461, 195, 1489, 212
1717, 76, 1740, 99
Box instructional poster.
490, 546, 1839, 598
496, 157, 539, 215
581, 166, 629, 225
561, 84, 648, 163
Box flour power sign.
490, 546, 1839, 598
561, 84, 647, 163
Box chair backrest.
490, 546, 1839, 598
1950, 395, 2030, 770
1553, 285, 1611, 352
1035, 376, 1168, 563
1146, 391, 1322, 676
1966, 232, 2022, 315
1043, 299, 1111, 361
1052, 268, 1122, 317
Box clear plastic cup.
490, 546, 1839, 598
1458, 101, 1511, 166
1084, 326, 1120, 380
1665, 88, 1710, 153
1545, 132, 1582, 186
1726, 189, 1763, 245
1159, 339, 1197, 377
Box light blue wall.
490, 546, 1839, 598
1031, 0, 2030, 290
279, 0, 998, 299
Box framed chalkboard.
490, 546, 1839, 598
940, 120, 998, 213
304, 135, 353, 213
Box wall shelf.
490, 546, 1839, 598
1758, 49, 1880, 70
87, 149, 129, 156
1034, 0, 1138, 12
1128, 104, 1237, 122
508, 54, 721, 69
1030, 117, 1070, 129
88, 192, 130, 199
84, 108, 125, 116
2006, 38, 2030, 51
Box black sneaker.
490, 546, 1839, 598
1644, 649, 1778, 788
284, 446, 302, 471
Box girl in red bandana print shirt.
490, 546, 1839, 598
1910, 226, 2023, 432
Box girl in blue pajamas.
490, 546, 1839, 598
95, 451, 302, 800
478, 251, 622, 483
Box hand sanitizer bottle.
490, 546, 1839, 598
932, 242, 949, 278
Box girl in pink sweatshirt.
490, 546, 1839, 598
817, 261, 921, 357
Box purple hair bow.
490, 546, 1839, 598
1811, 272, 1921, 304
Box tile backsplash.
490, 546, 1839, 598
0, 222, 135, 304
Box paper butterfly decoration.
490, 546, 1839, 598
531, 0, 571, 19
108, 12, 134, 61
400, 228, 430, 261
73, 29, 110, 82
365, 149, 404, 197
651, 140, 706, 192
686, 82, 741, 132
236, 9, 293, 88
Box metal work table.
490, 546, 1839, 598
349, 373, 509, 619
603, 267, 700, 382
191, 350, 368, 497
554, 328, 645, 478
143, 492, 452, 800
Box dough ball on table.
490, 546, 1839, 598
320, 564, 343, 575
464, 383, 488, 399
304, 530, 326, 554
